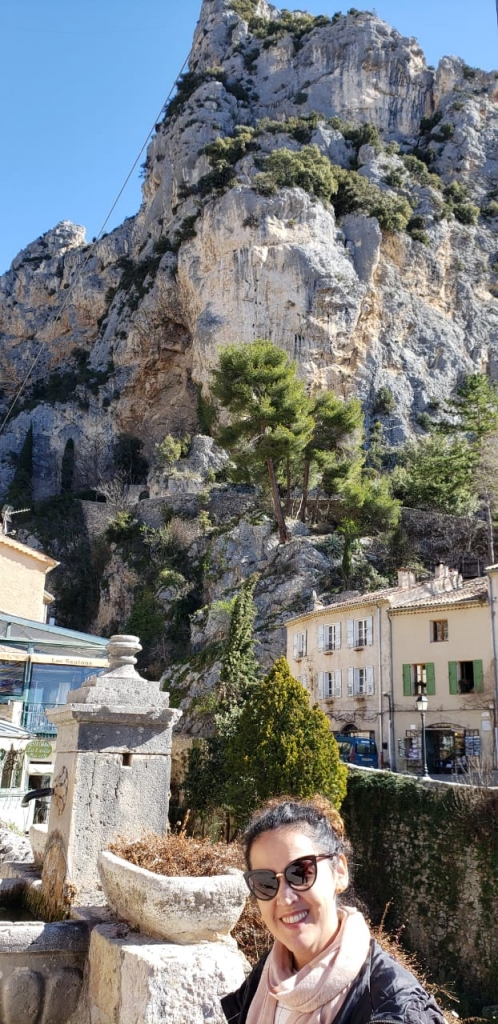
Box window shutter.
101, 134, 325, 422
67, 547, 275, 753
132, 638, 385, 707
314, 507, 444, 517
402, 664, 411, 696
448, 662, 458, 694
293, 634, 299, 658
318, 672, 324, 697
473, 660, 484, 693
334, 670, 342, 697
347, 667, 354, 696
302, 630, 307, 656
317, 624, 324, 652
426, 663, 435, 695
366, 665, 374, 695
347, 620, 354, 648
366, 616, 374, 645
336, 622, 342, 649
443, 620, 448, 641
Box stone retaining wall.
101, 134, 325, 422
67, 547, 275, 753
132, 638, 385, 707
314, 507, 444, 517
343, 769, 498, 1015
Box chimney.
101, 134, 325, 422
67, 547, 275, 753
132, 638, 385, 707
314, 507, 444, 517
397, 568, 416, 590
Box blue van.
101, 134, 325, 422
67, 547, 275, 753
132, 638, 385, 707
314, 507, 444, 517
334, 734, 379, 769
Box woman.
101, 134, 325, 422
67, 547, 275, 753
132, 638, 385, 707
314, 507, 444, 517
221, 797, 445, 1024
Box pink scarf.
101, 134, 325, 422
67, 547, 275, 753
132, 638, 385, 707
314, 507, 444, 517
246, 907, 371, 1024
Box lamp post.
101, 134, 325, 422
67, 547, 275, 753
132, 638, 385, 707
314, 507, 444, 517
416, 693, 429, 778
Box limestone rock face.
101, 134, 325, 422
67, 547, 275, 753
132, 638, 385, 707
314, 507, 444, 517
0, 0, 497, 498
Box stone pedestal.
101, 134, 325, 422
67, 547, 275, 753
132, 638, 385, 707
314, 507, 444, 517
44, 636, 181, 903
87, 924, 249, 1024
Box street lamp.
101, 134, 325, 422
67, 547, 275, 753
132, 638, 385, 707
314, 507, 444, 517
416, 693, 429, 778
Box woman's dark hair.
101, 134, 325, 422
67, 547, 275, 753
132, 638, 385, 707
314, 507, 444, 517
243, 795, 351, 870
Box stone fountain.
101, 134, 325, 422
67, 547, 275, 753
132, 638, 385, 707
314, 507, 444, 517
0, 636, 248, 1024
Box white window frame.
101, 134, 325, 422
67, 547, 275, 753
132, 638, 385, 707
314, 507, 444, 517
347, 665, 374, 696
317, 622, 342, 653
293, 630, 307, 660
347, 617, 373, 649
319, 670, 342, 698
430, 619, 448, 643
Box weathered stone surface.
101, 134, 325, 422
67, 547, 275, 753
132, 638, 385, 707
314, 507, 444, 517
88, 923, 249, 1024
0, 828, 33, 865
99, 851, 248, 943
0, 0, 496, 504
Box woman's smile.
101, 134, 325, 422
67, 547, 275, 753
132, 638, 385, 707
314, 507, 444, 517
249, 826, 348, 970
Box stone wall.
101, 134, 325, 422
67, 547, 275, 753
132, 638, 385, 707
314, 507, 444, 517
343, 769, 498, 1015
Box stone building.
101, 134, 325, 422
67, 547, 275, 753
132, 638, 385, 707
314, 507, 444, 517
286, 565, 497, 775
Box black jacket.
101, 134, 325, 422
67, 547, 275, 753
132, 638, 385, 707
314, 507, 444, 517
221, 940, 446, 1024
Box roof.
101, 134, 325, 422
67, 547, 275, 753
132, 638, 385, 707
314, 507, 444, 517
0, 612, 108, 659
389, 577, 488, 613
0, 720, 33, 739
286, 576, 489, 627
0, 533, 58, 571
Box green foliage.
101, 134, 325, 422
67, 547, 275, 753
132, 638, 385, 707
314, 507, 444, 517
155, 435, 183, 471
198, 127, 258, 198
125, 589, 165, 648
448, 373, 498, 442
461, 63, 477, 80
391, 435, 478, 516
333, 471, 401, 584
217, 576, 259, 711
24, 350, 114, 410
332, 167, 413, 231
164, 67, 226, 120
225, 658, 347, 822
7, 424, 33, 507
401, 155, 442, 190
372, 386, 396, 416
328, 118, 382, 155
106, 510, 140, 543
300, 391, 363, 522
211, 340, 314, 540
255, 145, 339, 203
247, 10, 328, 44
419, 111, 443, 134
257, 112, 321, 145
442, 180, 479, 225
197, 387, 218, 436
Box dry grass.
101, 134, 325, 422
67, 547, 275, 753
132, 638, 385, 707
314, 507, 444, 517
109, 831, 471, 1023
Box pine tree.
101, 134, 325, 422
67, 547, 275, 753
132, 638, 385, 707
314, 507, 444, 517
211, 340, 314, 542
299, 391, 363, 522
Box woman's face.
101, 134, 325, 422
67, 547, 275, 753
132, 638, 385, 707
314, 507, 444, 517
248, 825, 348, 971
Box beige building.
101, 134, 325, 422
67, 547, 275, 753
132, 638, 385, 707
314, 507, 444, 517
0, 533, 58, 622
286, 566, 498, 775
0, 526, 108, 829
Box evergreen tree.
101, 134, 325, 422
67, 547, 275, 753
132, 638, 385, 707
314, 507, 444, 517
391, 434, 478, 517
225, 657, 347, 824
217, 575, 259, 709
211, 340, 314, 542
299, 391, 363, 522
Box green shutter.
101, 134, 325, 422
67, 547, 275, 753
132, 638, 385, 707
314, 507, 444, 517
402, 664, 411, 696
426, 663, 436, 695
473, 660, 483, 693
448, 661, 458, 695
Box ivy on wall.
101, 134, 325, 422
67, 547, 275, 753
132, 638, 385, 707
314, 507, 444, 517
343, 770, 498, 1016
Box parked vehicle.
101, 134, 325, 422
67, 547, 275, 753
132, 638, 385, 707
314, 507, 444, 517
334, 734, 379, 768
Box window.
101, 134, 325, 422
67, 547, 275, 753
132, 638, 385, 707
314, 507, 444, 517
431, 620, 448, 642
317, 623, 341, 652
347, 617, 373, 649
0, 662, 25, 698
402, 663, 435, 696
448, 660, 483, 694
293, 631, 307, 660
0, 747, 24, 789
347, 666, 374, 696
318, 670, 342, 698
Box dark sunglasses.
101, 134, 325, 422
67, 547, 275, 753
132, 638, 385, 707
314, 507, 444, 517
244, 854, 334, 901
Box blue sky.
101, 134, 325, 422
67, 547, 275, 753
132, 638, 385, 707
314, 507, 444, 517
0, 0, 496, 274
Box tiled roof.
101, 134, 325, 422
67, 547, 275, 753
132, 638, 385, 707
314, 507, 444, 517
286, 576, 488, 625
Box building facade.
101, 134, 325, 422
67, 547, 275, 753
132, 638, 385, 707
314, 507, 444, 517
286, 566, 498, 775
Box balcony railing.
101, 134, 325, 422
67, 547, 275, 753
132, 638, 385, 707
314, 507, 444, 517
22, 702, 63, 737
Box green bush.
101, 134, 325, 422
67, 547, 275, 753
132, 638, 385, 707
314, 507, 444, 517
333, 168, 412, 231
402, 155, 442, 189
254, 145, 339, 203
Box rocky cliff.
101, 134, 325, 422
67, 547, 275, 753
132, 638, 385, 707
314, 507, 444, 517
0, 0, 497, 500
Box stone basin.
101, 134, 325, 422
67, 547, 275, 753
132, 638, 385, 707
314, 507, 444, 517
98, 849, 248, 943
0, 920, 88, 1024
